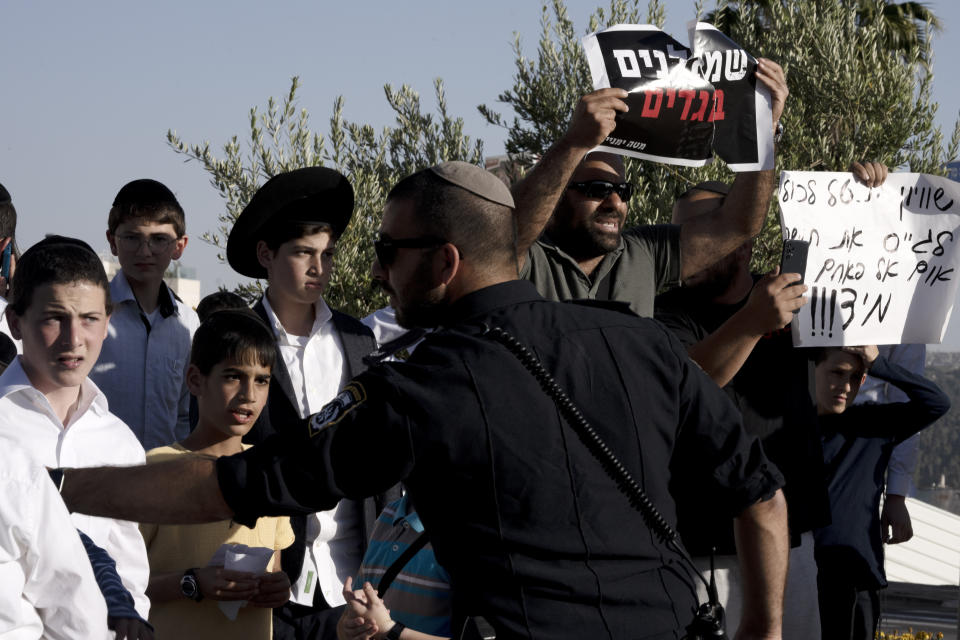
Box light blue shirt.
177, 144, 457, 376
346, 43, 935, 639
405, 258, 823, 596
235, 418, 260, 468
90, 274, 199, 450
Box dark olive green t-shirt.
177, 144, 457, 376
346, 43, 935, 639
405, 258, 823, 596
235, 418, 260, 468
520, 224, 682, 317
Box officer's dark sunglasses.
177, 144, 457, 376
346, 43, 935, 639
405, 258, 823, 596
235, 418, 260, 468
567, 180, 635, 202
374, 235, 448, 267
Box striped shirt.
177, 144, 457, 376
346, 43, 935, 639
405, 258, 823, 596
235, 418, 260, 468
354, 496, 451, 637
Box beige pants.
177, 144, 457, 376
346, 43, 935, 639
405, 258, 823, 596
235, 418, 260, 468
694, 531, 821, 639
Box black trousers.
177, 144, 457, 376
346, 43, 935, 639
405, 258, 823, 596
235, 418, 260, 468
272, 599, 345, 640
817, 573, 880, 640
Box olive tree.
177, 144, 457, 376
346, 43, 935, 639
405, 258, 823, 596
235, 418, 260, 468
171, 0, 958, 314
479, 0, 959, 270
167, 77, 482, 318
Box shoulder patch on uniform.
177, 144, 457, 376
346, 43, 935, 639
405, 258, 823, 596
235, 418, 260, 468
307, 382, 367, 438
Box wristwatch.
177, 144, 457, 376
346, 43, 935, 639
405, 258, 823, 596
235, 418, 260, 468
385, 621, 406, 640
180, 568, 203, 602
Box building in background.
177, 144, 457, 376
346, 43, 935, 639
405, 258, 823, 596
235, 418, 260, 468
99, 253, 201, 311
946, 161, 960, 182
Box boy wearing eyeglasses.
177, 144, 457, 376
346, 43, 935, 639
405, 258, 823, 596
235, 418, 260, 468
91, 179, 200, 450
225, 167, 399, 640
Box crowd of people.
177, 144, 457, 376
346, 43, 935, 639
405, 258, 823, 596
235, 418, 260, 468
0, 56, 951, 640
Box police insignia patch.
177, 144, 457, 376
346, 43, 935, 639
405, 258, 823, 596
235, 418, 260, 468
307, 383, 367, 438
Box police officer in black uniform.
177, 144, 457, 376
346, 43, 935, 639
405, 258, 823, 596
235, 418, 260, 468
61, 162, 789, 640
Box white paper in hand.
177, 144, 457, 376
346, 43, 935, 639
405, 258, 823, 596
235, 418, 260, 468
212, 544, 274, 621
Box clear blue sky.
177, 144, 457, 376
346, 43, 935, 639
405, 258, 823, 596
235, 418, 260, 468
3, 0, 960, 343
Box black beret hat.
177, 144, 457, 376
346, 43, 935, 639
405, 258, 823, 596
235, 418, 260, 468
226, 167, 353, 279
0, 182, 11, 205
113, 179, 180, 207
28, 234, 99, 256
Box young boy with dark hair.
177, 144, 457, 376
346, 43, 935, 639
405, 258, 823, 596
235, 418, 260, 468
226, 167, 399, 639
812, 345, 950, 640
91, 178, 200, 450
197, 290, 249, 323
0, 235, 151, 620
141, 309, 293, 639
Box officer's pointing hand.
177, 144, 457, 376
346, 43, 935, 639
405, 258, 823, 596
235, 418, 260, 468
562, 88, 630, 152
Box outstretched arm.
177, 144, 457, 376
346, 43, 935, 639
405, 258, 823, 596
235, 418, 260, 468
732, 489, 789, 640
685, 269, 806, 386
511, 88, 629, 266
677, 59, 788, 282
60, 456, 233, 524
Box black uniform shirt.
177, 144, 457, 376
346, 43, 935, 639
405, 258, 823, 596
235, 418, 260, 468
656, 282, 830, 553
218, 280, 783, 640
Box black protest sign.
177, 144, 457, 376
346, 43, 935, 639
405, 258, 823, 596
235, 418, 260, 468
581, 23, 773, 171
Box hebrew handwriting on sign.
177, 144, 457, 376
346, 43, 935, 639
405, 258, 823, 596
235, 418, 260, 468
778, 171, 960, 346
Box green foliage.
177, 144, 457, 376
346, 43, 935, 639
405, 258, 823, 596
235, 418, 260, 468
167, 77, 483, 318
707, 0, 942, 61
479, 0, 959, 272
172, 0, 958, 315
479, 0, 688, 236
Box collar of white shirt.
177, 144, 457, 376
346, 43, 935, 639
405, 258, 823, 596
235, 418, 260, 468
0, 356, 110, 427
110, 272, 182, 319
261, 293, 334, 345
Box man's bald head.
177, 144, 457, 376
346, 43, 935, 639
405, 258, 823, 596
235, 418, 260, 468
386, 163, 518, 275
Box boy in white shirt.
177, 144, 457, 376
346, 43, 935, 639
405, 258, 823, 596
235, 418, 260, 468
0, 236, 151, 620
90, 179, 200, 450
226, 168, 399, 639
0, 445, 111, 640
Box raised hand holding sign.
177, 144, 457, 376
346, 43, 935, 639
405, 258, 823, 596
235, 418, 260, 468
581, 21, 776, 171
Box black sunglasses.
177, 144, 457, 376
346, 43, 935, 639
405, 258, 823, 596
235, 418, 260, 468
567, 180, 634, 202
374, 235, 448, 267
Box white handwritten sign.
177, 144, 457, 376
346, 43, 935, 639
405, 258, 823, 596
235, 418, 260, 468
778, 171, 960, 346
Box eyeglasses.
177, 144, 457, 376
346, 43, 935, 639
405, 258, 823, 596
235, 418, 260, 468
567, 180, 634, 202
114, 233, 178, 252
374, 235, 448, 267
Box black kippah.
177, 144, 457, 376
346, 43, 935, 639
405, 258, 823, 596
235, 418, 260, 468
32, 234, 98, 256
0, 182, 10, 205
112, 179, 178, 207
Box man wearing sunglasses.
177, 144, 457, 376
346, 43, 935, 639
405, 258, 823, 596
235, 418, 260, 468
512, 59, 789, 318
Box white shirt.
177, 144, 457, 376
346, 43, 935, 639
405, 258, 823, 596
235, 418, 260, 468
0, 359, 151, 619
0, 446, 110, 640
262, 295, 347, 416
362, 306, 407, 346
90, 274, 200, 450
262, 295, 361, 607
